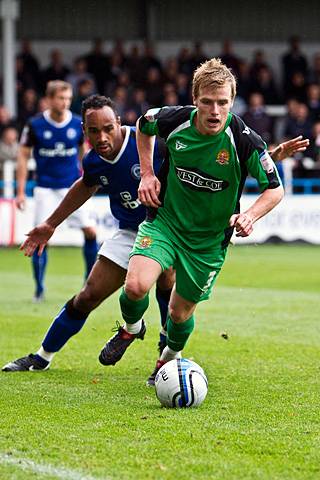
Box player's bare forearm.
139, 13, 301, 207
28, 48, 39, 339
20, 179, 98, 257
46, 178, 98, 229
244, 185, 284, 223
16, 146, 31, 209
230, 186, 284, 237
136, 120, 156, 177
136, 119, 161, 207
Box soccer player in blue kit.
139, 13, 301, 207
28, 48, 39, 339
4, 94, 308, 384
16, 81, 98, 301
3, 95, 173, 381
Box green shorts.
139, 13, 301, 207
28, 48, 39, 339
130, 220, 227, 303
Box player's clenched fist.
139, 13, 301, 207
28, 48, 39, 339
138, 173, 162, 208
229, 212, 254, 237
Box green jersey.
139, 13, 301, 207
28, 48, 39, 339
139, 106, 281, 251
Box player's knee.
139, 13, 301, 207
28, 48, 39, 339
125, 277, 149, 301
168, 305, 189, 324
83, 226, 96, 240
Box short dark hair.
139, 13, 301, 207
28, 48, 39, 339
81, 95, 118, 122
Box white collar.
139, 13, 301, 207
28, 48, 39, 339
43, 109, 72, 128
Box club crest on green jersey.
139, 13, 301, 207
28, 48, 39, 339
139, 236, 153, 248
216, 149, 230, 165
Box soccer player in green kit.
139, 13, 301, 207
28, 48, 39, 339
98, 58, 287, 382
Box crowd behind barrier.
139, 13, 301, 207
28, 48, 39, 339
0, 36, 320, 197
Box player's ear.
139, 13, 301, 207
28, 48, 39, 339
116, 115, 121, 125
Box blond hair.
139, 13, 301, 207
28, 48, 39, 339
192, 58, 237, 100
46, 80, 72, 98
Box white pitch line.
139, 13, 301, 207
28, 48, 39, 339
0, 452, 110, 480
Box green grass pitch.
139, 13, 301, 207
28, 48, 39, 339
0, 245, 319, 480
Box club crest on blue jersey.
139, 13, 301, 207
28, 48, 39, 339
67, 128, 77, 139
131, 163, 141, 180
100, 176, 109, 186
43, 130, 52, 139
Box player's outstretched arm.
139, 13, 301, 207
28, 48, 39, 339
230, 185, 284, 237
20, 178, 98, 256
270, 136, 310, 162
136, 119, 161, 208
16, 145, 31, 210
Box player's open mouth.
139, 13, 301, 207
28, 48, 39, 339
98, 144, 111, 151
207, 118, 219, 127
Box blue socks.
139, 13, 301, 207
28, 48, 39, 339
156, 286, 171, 346
155, 286, 171, 329
83, 237, 98, 278
42, 297, 89, 352
32, 246, 48, 297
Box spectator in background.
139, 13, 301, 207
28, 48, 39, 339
289, 119, 320, 180
285, 71, 307, 102
177, 47, 193, 75
219, 39, 241, 77
284, 102, 313, 142
16, 57, 36, 98
17, 39, 41, 89
163, 57, 179, 85
243, 92, 274, 143
66, 57, 96, 95
250, 50, 269, 83
113, 85, 129, 118
84, 39, 110, 94
307, 121, 320, 170
140, 42, 162, 76
144, 67, 163, 106
282, 36, 308, 93
128, 88, 149, 118
125, 45, 143, 85
0, 105, 17, 135
41, 49, 70, 90
306, 83, 320, 121
251, 66, 280, 104
163, 89, 178, 107
70, 78, 96, 115
122, 109, 138, 126
236, 59, 251, 102
176, 73, 191, 105
189, 42, 208, 71
309, 52, 320, 84
107, 51, 125, 91
0, 126, 19, 190
17, 88, 39, 129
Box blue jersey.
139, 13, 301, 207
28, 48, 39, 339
82, 126, 164, 231
20, 110, 84, 188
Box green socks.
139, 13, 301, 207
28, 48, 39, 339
119, 288, 149, 324
167, 315, 195, 351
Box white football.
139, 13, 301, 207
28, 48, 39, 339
155, 358, 208, 408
